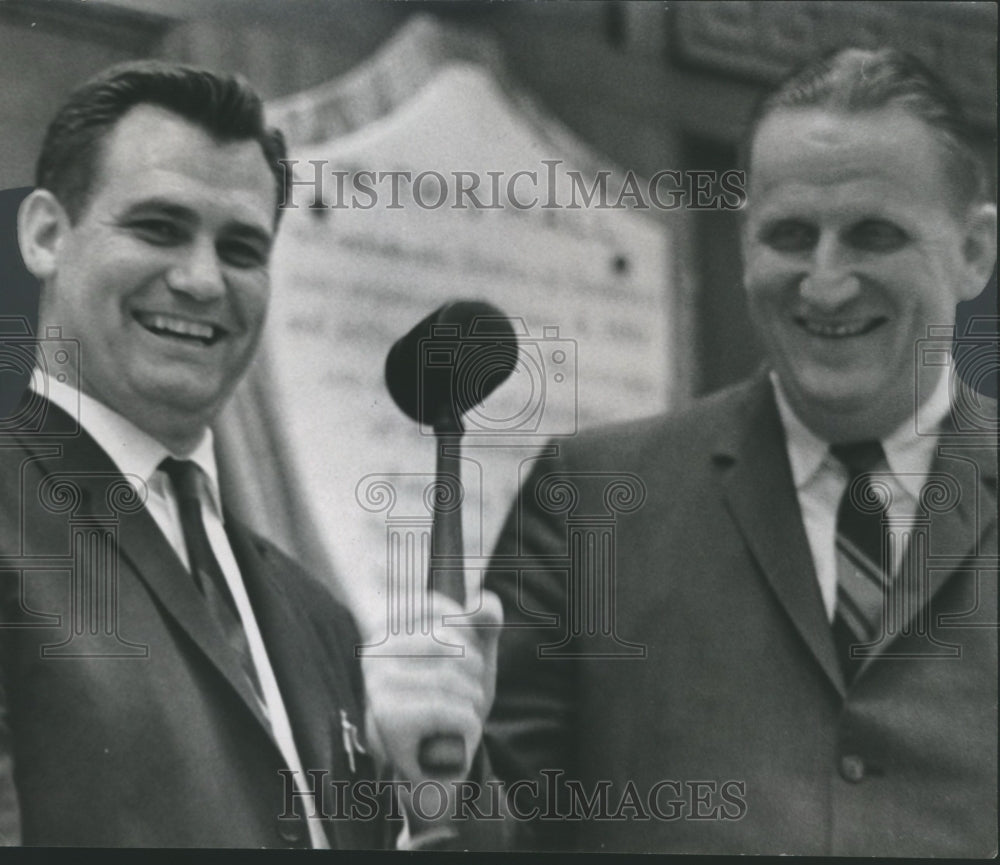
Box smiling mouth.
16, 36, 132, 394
134, 312, 224, 346
795, 316, 887, 339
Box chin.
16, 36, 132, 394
811, 396, 908, 441
793, 367, 883, 404
143, 381, 224, 416
786, 378, 896, 434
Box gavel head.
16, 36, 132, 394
385, 300, 519, 434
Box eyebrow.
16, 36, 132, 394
118, 198, 274, 247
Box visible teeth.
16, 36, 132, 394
800, 319, 877, 337
141, 313, 216, 341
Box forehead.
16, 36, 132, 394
88, 103, 276, 232
746, 107, 956, 214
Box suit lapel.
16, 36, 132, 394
116, 508, 275, 733
858, 395, 998, 669
227, 523, 335, 763
711, 376, 846, 694
229, 523, 361, 849
18, 398, 274, 735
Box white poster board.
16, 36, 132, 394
220, 42, 674, 638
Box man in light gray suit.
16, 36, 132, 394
482, 47, 997, 855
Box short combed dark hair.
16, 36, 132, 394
35, 59, 289, 223
742, 47, 989, 210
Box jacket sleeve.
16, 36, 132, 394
0, 499, 23, 845
0, 655, 21, 846
482, 443, 580, 850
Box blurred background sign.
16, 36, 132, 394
215, 17, 673, 632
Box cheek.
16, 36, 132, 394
742, 248, 801, 305
863, 251, 950, 311
919, 249, 967, 302
47, 270, 114, 330
232, 280, 270, 330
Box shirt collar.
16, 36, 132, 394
881, 365, 952, 498
770, 367, 952, 499
770, 372, 829, 489
31, 373, 222, 515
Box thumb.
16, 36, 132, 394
461, 589, 504, 658
463, 588, 504, 628
462, 589, 503, 714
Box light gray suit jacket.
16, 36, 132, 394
485, 374, 997, 855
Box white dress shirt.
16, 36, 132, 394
771, 369, 953, 621
33, 375, 330, 849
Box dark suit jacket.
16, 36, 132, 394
484, 374, 997, 855
0, 397, 386, 848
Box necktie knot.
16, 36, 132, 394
159, 457, 201, 502
830, 440, 885, 478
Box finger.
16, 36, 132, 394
381, 703, 482, 780
464, 588, 504, 627
363, 652, 488, 688
368, 682, 487, 722
428, 590, 466, 626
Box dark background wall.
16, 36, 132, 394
1, 0, 996, 407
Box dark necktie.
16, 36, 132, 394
159, 457, 266, 707
829, 441, 889, 683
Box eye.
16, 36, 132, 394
845, 219, 909, 252
217, 238, 269, 269
129, 219, 186, 245
760, 220, 817, 253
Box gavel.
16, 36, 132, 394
384, 300, 517, 776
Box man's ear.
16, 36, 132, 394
17, 189, 71, 281
958, 202, 997, 301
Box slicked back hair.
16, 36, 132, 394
35, 60, 288, 224
741, 47, 990, 212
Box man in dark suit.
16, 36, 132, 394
0, 61, 386, 848
482, 48, 997, 855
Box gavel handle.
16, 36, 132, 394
418, 432, 467, 777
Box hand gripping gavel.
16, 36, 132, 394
384, 300, 517, 777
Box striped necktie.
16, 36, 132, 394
159, 457, 266, 707
829, 441, 889, 683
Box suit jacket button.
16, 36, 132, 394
278, 819, 305, 845
840, 754, 866, 783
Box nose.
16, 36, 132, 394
166, 239, 225, 301
799, 233, 861, 308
